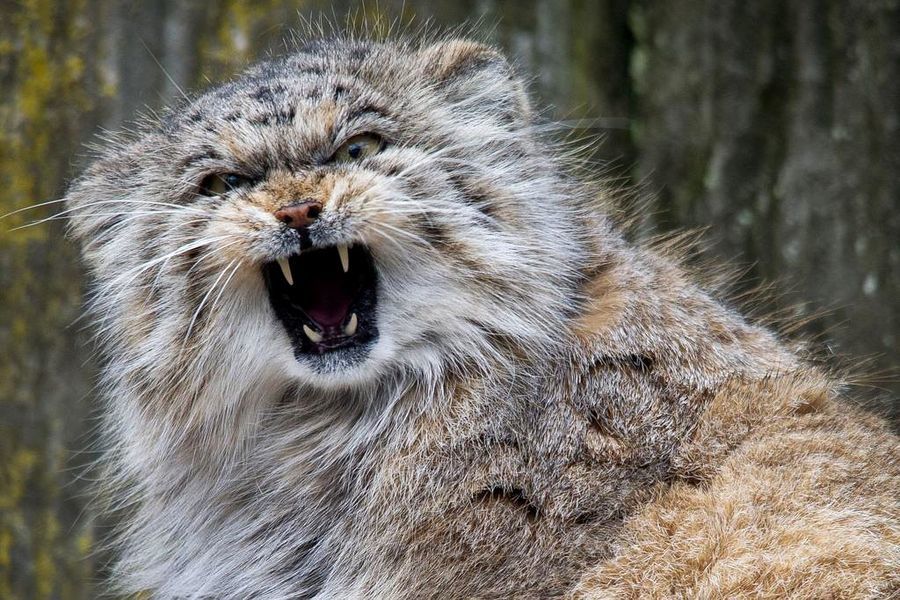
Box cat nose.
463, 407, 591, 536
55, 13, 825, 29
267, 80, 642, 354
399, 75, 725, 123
274, 200, 322, 229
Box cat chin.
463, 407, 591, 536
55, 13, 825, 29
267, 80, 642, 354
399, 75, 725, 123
291, 346, 381, 390
284, 334, 394, 391
284, 335, 448, 393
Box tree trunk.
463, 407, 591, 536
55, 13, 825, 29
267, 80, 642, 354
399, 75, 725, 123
631, 0, 899, 416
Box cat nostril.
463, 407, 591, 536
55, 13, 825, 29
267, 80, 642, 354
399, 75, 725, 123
274, 200, 322, 230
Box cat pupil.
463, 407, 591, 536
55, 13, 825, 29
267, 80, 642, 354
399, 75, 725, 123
349, 144, 362, 159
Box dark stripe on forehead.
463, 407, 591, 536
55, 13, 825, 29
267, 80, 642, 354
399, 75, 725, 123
178, 148, 224, 169
345, 104, 390, 123
288, 51, 326, 76
349, 45, 371, 62
298, 65, 325, 76
247, 82, 296, 125
250, 84, 286, 103
248, 108, 296, 127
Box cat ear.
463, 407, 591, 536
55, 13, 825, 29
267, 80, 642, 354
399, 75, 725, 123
420, 39, 504, 80
419, 39, 531, 124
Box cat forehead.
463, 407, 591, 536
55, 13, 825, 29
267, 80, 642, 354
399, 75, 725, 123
149, 37, 521, 165
172, 41, 415, 131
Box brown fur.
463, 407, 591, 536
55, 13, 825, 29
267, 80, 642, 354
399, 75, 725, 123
568, 249, 899, 598
64, 34, 898, 598
319, 237, 899, 598
570, 376, 899, 599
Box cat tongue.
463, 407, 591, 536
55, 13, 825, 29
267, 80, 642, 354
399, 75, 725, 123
304, 277, 352, 327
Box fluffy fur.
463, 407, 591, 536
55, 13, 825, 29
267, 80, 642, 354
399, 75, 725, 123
65, 34, 899, 599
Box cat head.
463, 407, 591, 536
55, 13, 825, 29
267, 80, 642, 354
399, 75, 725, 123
66, 37, 588, 407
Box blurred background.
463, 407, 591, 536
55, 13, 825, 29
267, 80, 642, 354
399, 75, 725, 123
1, 0, 897, 597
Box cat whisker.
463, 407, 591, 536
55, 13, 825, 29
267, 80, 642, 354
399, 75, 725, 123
182, 259, 240, 345
90, 235, 239, 306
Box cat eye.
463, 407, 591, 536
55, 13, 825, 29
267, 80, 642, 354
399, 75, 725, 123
199, 173, 253, 196
332, 133, 384, 163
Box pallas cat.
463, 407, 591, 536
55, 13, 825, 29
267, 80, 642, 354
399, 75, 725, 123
64, 34, 899, 599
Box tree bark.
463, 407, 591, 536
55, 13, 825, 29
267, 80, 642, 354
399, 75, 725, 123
631, 0, 899, 417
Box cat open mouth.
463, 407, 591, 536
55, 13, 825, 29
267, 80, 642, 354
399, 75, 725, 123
263, 245, 378, 360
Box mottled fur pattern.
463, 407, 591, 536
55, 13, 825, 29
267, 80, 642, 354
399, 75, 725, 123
64, 33, 899, 599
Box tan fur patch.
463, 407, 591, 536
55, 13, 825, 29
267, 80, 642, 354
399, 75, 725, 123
420, 39, 499, 80
572, 265, 628, 339
250, 171, 336, 213
570, 374, 900, 599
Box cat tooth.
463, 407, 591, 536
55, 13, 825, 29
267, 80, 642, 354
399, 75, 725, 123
337, 244, 350, 273
302, 324, 323, 343
343, 312, 358, 336
277, 257, 294, 286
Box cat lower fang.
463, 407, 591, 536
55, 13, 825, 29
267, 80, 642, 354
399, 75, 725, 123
302, 324, 323, 343
303, 312, 359, 342
343, 312, 358, 336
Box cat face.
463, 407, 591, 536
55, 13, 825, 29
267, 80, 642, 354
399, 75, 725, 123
67, 39, 585, 397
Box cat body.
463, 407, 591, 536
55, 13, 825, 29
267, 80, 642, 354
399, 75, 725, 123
65, 36, 899, 598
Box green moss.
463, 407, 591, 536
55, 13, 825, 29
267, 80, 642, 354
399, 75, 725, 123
1, 0, 95, 597
0, 449, 38, 512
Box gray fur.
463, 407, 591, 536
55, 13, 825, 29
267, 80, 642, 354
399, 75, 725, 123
65, 35, 898, 599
